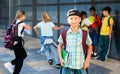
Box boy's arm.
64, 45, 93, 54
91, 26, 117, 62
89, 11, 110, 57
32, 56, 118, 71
83, 44, 92, 70
109, 24, 113, 39
83, 33, 92, 70
58, 43, 65, 66
109, 18, 114, 39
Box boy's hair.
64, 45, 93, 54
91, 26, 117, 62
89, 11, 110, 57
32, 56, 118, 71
81, 11, 87, 17
42, 12, 52, 23
90, 7, 96, 11
102, 6, 111, 14
15, 10, 26, 19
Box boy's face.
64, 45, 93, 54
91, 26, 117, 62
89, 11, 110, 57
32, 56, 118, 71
102, 10, 108, 16
82, 15, 87, 19
67, 15, 81, 27
90, 10, 95, 16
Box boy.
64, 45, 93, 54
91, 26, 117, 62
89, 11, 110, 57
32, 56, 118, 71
58, 9, 92, 74
89, 7, 101, 57
80, 11, 92, 31
97, 7, 114, 61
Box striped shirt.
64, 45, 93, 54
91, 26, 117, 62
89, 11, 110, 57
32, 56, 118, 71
58, 28, 92, 69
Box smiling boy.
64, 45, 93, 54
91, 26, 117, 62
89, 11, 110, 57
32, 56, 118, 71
58, 9, 92, 74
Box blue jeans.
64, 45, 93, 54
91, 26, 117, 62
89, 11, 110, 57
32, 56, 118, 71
89, 29, 99, 46
44, 44, 60, 64
40, 36, 59, 64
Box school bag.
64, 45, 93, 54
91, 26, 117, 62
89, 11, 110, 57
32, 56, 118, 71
4, 20, 24, 50
108, 16, 115, 31
61, 30, 88, 54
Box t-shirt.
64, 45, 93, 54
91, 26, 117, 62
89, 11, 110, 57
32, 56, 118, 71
16, 20, 26, 37
89, 15, 101, 29
36, 21, 55, 36
100, 16, 114, 35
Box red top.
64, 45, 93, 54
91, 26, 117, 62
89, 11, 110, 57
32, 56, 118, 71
90, 15, 101, 29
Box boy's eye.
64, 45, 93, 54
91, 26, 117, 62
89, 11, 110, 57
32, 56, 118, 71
70, 18, 73, 20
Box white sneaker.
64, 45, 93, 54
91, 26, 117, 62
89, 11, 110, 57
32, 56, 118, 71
4, 62, 14, 73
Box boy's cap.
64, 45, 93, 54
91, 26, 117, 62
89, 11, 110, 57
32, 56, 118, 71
67, 9, 81, 18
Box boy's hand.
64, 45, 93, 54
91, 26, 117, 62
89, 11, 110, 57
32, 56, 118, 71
60, 58, 65, 66
83, 60, 90, 70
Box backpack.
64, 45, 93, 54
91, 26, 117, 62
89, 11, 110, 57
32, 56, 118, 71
61, 30, 88, 55
4, 20, 24, 49
108, 16, 115, 31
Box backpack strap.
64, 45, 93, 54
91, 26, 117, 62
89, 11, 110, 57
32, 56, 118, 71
16, 21, 25, 35
108, 16, 112, 26
61, 30, 88, 53
82, 30, 88, 54
61, 30, 67, 50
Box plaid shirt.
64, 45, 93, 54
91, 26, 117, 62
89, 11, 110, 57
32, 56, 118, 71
58, 28, 92, 69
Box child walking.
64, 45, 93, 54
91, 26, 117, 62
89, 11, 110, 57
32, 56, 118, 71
4, 10, 31, 74
34, 12, 64, 68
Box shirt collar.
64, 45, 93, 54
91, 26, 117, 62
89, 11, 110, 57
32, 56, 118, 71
67, 27, 82, 34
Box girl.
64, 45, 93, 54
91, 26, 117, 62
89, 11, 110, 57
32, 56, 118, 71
4, 10, 31, 74
34, 12, 64, 68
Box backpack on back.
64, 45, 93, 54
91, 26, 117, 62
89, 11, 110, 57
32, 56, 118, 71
4, 20, 24, 49
108, 16, 115, 31
61, 30, 88, 54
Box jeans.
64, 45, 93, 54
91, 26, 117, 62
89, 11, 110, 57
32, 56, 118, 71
60, 67, 87, 74
89, 29, 99, 46
44, 43, 60, 64
98, 35, 109, 61
40, 36, 59, 64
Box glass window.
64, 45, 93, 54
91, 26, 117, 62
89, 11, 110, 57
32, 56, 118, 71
19, 0, 32, 5
95, 3, 120, 16
0, 7, 9, 17
37, 0, 57, 4
0, 0, 8, 6
0, 18, 8, 29
60, 4, 91, 24
60, 5, 75, 24
60, 0, 91, 3
60, 0, 74, 3
37, 6, 57, 23
19, 7, 33, 21
95, 0, 114, 1
76, 0, 91, 2
77, 5, 91, 17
